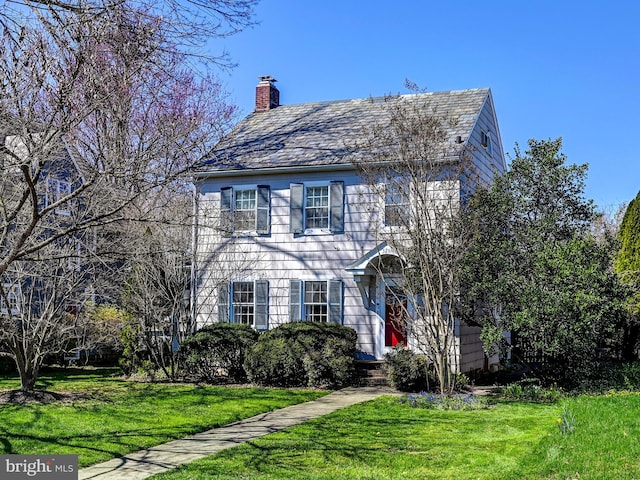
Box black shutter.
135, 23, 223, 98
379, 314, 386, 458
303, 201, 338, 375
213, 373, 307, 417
220, 187, 233, 235
254, 280, 269, 331
328, 280, 343, 324
218, 283, 230, 323
290, 183, 304, 234
289, 279, 302, 321
330, 181, 344, 233
256, 185, 271, 235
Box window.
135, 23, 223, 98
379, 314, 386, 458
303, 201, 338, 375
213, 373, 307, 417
480, 130, 492, 155
290, 181, 344, 234
46, 178, 72, 215
218, 280, 268, 331
384, 183, 410, 227
305, 186, 329, 229
234, 190, 257, 231
304, 281, 327, 322
289, 279, 343, 323
0, 283, 20, 315
220, 185, 270, 235
232, 281, 254, 325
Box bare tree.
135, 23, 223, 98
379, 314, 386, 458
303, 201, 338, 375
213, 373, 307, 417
121, 196, 193, 380
0, 0, 257, 68
0, 2, 241, 391
353, 93, 476, 393
0, 234, 95, 391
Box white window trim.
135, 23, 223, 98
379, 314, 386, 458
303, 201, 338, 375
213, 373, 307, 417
378, 182, 410, 233
220, 278, 269, 331
230, 280, 256, 326
302, 181, 332, 235
381, 182, 411, 230
221, 184, 271, 237
0, 283, 21, 315
233, 185, 258, 234
46, 177, 73, 216
291, 277, 343, 323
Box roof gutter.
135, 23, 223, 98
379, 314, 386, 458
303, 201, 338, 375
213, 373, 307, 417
193, 162, 357, 180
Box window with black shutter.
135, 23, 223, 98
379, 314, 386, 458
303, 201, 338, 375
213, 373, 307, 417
289, 181, 344, 234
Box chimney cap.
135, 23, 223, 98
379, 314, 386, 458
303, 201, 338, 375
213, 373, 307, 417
258, 75, 277, 83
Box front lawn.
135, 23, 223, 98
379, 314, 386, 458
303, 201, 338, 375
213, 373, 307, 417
0, 368, 327, 467
153, 393, 640, 479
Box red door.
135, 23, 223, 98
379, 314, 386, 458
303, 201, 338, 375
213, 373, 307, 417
385, 290, 407, 347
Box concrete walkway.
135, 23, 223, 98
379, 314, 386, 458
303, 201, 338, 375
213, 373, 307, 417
78, 387, 396, 480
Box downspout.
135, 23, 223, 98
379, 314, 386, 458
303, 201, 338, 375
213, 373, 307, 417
189, 182, 199, 334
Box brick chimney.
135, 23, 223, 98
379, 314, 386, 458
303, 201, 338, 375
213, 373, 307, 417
255, 75, 279, 111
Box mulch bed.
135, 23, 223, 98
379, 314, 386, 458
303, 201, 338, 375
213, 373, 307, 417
0, 389, 90, 405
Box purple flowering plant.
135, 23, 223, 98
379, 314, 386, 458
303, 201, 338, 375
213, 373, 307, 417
399, 391, 489, 410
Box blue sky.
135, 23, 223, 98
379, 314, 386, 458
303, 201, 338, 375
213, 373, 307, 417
215, 0, 639, 211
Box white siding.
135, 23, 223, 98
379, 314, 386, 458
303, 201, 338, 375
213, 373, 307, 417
194, 169, 382, 356
193, 93, 505, 366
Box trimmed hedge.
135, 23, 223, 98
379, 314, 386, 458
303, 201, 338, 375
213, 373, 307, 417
179, 323, 258, 383
244, 322, 357, 388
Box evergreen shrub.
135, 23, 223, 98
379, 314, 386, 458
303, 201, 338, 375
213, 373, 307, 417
179, 323, 258, 383
384, 346, 433, 392
244, 322, 357, 388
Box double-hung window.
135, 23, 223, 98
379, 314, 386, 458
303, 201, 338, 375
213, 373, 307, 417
220, 185, 270, 235
232, 281, 254, 325
384, 183, 410, 227
305, 186, 329, 229
290, 182, 344, 234
289, 279, 343, 323
234, 190, 257, 231
0, 283, 20, 315
46, 178, 72, 215
218, 280, 269, 331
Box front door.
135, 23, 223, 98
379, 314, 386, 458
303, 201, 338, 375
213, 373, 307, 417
385, 288, 407, 347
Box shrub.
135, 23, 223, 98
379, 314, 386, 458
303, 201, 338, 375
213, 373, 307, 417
499, 379, 563, 402
384, 346, 432, 392
244, 322, 357, 388
303, 336, 356, 388
619, 362, 640, 390
179, 323, 258, 383
244, 336, 305, 387
575, 361, 640, 392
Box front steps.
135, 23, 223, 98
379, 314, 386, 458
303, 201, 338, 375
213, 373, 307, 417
355, 360, 388, 386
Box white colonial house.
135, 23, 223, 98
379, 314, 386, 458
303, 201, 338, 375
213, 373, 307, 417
192, 76, 506, 373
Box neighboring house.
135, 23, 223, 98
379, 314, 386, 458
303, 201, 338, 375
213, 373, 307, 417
192, 77, 506, 373
0, 130, 84, 319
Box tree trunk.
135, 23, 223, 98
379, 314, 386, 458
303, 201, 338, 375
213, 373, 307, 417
622, 322, 640, 361
14, 352, 41, 392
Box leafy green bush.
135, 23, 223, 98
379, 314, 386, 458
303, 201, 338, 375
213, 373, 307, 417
244, 336, 305, 387
303, 336, 356, 388
619, 362, 640, 389
384, 346, 433, 392
179, 323, 258, 383
575, 361, 640, 392
499, 379, 563, 402
244, 322, 357, 388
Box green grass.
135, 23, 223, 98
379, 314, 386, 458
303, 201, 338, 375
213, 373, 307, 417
519, 392, 640, 479
153, 393, 640, 480
0, 368, 327, 467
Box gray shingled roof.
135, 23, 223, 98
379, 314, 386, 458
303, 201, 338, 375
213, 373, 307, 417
199, 88, 490, 174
